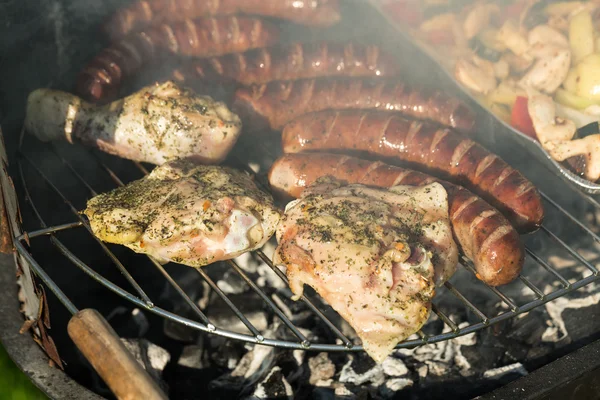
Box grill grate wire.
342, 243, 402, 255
12, 131, 600, 352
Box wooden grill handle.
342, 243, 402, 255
67, 309, 168, 400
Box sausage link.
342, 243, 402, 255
269, 153, 525, 286
172, 42, 400, 86
103, 0, 341, 41
77, 16, 279, 102
282, 110, 544, 232
232, 78, 475, 133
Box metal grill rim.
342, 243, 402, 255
13, 132, 600, 352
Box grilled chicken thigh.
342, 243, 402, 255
85, 160, 280, 267
25, 81, 242, 165
274, 179, 458, 362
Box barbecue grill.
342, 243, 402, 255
1, 1, 600, 399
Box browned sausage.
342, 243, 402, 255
103, 0, 341, 41
77, 16, 279, 102
232, 78, 476, 133
269, 153, 525, 286
282, 110, 544, 233
172, 42, 400, 86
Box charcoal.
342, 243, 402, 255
482, 363, 528, 380
121, 338, 170, 393
247, 366, 294, 400
378, 378, 413, 399
209, 338, 246, 369
308, 352, 336, 385
311, 387, 337, 400
207, 295, 268, 336
178, 344, 206, 369
335, 385, 358, 399
275, 350, 307, 384
106, 307, 149, 337
256, 263, 287, 289
339, 354, 385, 386
562, 300, 600, 343
163, 319, 200, 343
506, 311, 547, 346
235, 252, 260, 274
208, 374, 247, 399
232, 344, 276, 382
217, 271, 249, 294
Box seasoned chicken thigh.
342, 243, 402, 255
85, 160, 280, 267
274, 179, 458, 362
25, 81, 242, 165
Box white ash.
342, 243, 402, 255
339, 356, 385, 386
121, 338, 171, 373
121, 338, 171, 392
334, 385, 356, 398
247, 366, 293, 400
483, 363, 528, 379
178, 345, 205, 369
293, 350, 304, 367
217, 271, 248, 295
379, 378, 414, 398
542, 290, 600, 342
272, 293, 293, 319
232, 344, 275, 380
381, 357, 408, 377
308, 353, 336, 385
234, 252, 259, 274
232, 323, 284, 380
197, 280, 211, 310
210, 311, 268, 336
257, 263, 286, 289
394, 321, 477, 378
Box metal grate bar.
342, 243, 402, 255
540, 225, 599, 274
19, 152, 155, 306
14, 240, 79, 315
150, 260, 213, 328
525, 247, 571, 288
431, 303, 458, 333
13, 130, 600, 353
195, 267, 264, 340
51, 146, 213, 326
133, 161, 150, 175
460, 259, 518, 311
227, 259, 310, 346
444, 281, 488, 323
518, 275, 545, 299
540, 192, 600, 243
255, 249, 354, 347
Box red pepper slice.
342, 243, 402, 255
510, 96, 537, 140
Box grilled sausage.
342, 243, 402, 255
232, 78, 476, 133
269, 153, 525, 286
282, 110, 544, 232
77, 16, 279, 102
103, 0, 341, 41
172, 42, 400, 86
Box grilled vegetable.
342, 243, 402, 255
511, 96, 537, 139
576, 59, 600, 101
569, 9, 594, 62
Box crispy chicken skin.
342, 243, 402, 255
274, 178, 458, 362
85, 160, 280, 267
25, 81, 242, 165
